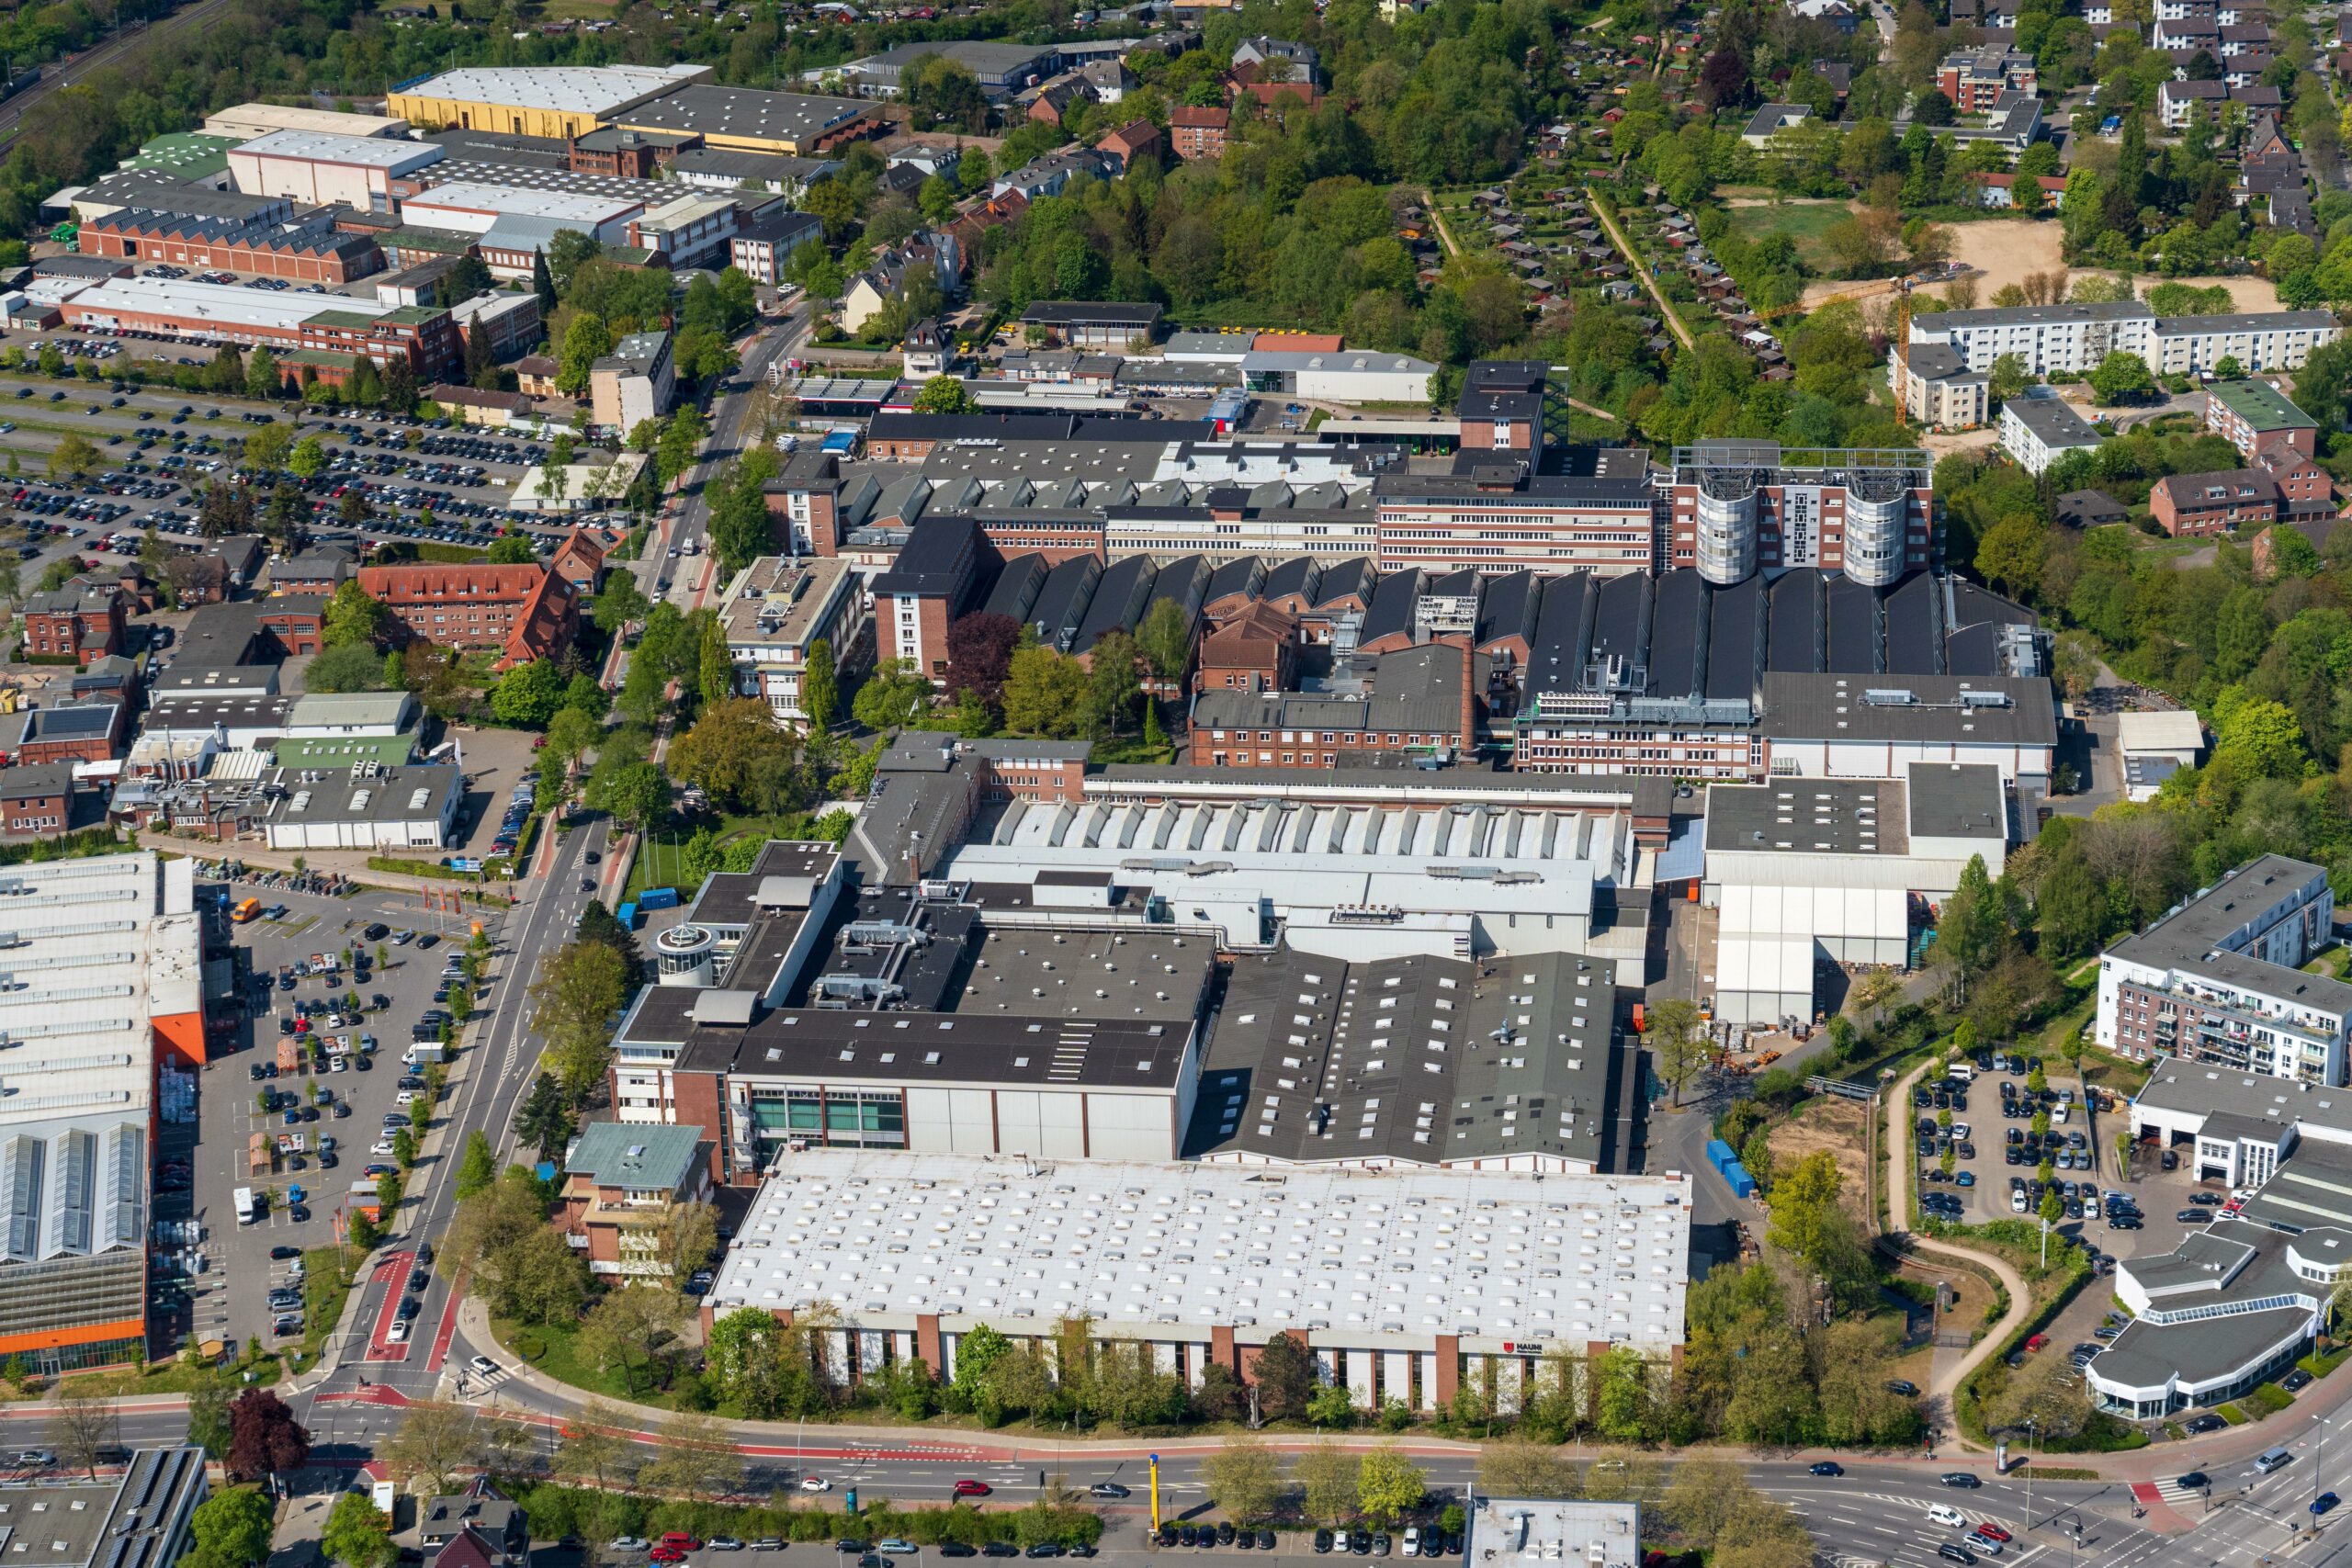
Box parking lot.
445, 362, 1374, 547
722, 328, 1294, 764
1907, 1051, 2260, 1400
154, 880, 503, 1359
0, 349, 618, 558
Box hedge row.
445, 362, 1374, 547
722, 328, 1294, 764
502, 1481, 1103, 1551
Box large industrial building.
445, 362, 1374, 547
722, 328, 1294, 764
0, 1449, 209, 1568
0, 854, 203, 1368
1702, 762, 2009, 1026
56, 276, 458, 381
225, 130, 447, 212
386, 64, 715, 140
1510, 570, 2054, 785
2097, 853, 2351, 1084
699, 1150, 1692, 1411
1190, 947, 1645, 1174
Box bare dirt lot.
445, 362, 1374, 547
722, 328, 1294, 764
1801, 216, 2282, 312
1769, 1094, 1876, 1225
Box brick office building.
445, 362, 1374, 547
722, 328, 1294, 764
21, 584, 126, 665
1194, 601, 1297, 693
353, 562, 578, 670
0, 765, 79, 836
1185, 641, 1477, 768
14, 702, 126, 765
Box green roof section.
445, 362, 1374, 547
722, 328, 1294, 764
273, 735, 419, 770
384, 228, 480, 254
563, 1122, 707, 1193
279, 347, 363, 369
119, 133, 241, 181
375, 305, 447, 325
303, 310, 382, 330
2207, 378, 2317, 433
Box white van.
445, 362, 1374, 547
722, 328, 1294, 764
2256, 1447, 2294, 1475
1948, 1063, 1977, 1082
1928, 1504, 1968, 1529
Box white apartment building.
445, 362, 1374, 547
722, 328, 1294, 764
1907, 302, 2340, 381
1999, 393, 2103, 474
717, 555, 869, 728
2098, 853, 2352, 1084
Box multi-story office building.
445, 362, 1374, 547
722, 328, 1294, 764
2098, 854, 2352, 1083
589, 331, 675, 434
1372, 457, 1657, 575
1660, 443, 1932, 585
716, 555, 869, 729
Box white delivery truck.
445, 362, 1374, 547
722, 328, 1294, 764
233, 1187, 259, 1225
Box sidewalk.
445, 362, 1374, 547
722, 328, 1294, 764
1883, 1056, 2030, 1446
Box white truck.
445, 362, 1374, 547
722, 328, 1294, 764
233, 1187, 259, 1225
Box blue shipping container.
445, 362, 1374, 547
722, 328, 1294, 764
1705, 1139, 1737, 1170
617, 902, 638, 930
639, 886, 680, 910
1722, 1161, 1758, 1200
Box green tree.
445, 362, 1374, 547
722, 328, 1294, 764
288, 435, 327, 479
185, 1490, 274, 1568
185, 1381, 232, 1459
321, 1492, 397, 1568
1001, 645, 1090, 737
2087, 352, 2154, 403
46, 432, 99, 479
529, 941, 632, 1101
1296, 1444, 1358, 1526
1645, 997, 1708, 1106
1201, 1437, 1287, 1522
1765, 1150, 1843, 1269
1136, 598, 1193, 684
910, 376, 977, 414
486, 533, 537, 564
597, 761, 673, 835
803, 637, 838, 731
556, 313, 612, 397
852, 658, 933, 730
1986, 353, 2030, 405
1355, 1448, 1427, 1527
1974, 513, 2048, 599
491, 658, 567, 728
245, 348, 280, 400
455, 1131, 496, 1200
322, 581, 394, 649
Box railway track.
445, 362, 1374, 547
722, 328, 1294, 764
0, 0, 241, 149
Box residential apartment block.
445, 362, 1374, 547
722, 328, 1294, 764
2205, 377, 2319, 458
2097, 853, 2351, 1083
1899, 304, 2341, 425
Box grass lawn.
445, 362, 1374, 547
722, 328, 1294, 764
1722, 200, 1854, 269
1090, 732, 1177, 766
493, 1314, 686, 1410
61, 1349, 281, 1398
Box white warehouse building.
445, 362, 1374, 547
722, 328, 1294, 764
1702, 762, 2009, 1027
226, 130, 447, 214
700, 1149, 1693, 1413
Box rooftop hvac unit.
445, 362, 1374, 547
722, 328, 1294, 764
1862, 688, 1917, 705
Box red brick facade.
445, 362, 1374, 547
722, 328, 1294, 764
353, 562, 577, 670
1169, 107, 1230, 161
20, 589, 125, 666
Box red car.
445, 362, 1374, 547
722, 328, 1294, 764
1975, 1525, 2011, 1543
649, 1551, 685, 1564
954, 1481, 992, 1498
661, 1537, 703, 1552
2024, 1333, 2048, 1352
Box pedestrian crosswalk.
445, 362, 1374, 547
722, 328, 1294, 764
2149, 1475, 2218, 1507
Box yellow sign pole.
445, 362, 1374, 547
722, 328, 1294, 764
1149, 1454, 1161, 1531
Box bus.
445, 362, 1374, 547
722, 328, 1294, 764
232, 897, 261, 923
